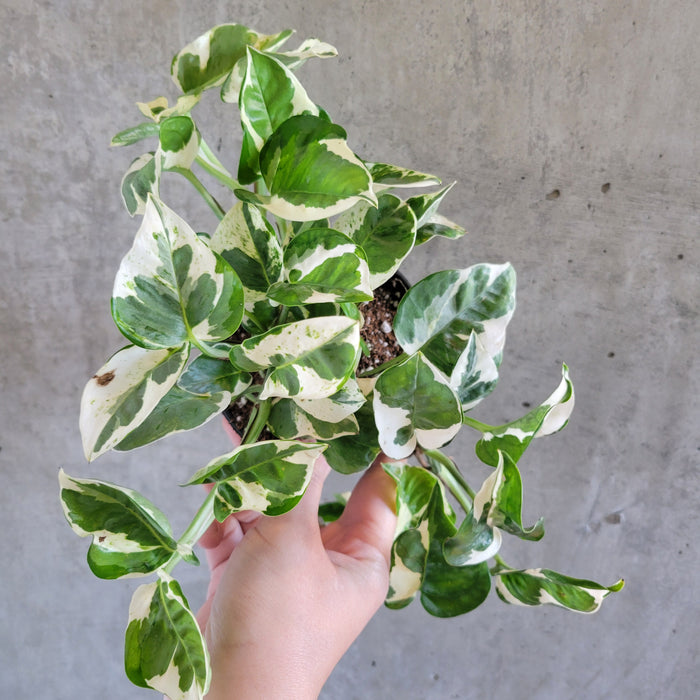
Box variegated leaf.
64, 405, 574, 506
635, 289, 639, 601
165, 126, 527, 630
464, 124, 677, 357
59, 470, 180, 579
112, 196, 243, 349
125, 573, 209, 699
415, 213, 467, 245
318, 491, 350, 523
443, 515, 503, 567
268, 379, 364, 440
268, 228, 372, 305
394, 263, 516, 376
272, 37, 338, 70
472, 450, 544, 540
229, 316, 360, 400
373, 353, 462, 459
186, 441, 325, 520
120, 152, 161, 217
238, 47, 320, 183
80, 344, 189, 461
383, 463, 491, 616
335, 193, 417, 288
235, 115, 377, 221
170, 23, 293, 94
494, 568, 624, 613
406, 182, 456, 228
111, 122, 160, 148
366, 162, 441, 191
114, 385, 233, 451
450, 330, 499, 411
209, 201, 283, 328
177, 355, 251, 396
158, 115, 199, 170
475, 364, 574, 467
136, 94, 201, 123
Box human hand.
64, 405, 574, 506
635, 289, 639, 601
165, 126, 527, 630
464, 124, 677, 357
197, 423, 398, 699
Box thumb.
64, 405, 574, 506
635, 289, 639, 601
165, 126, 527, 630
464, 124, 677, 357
277, 452, 331, 528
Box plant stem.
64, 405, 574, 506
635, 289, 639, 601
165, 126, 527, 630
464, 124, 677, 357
462, 415, 496, 433
196, 140, 241, 191
419, 448, 474, 514
242, 398, 271, 445
172, 167, 227, 220
163, 487, 218, 574
358, 352, 408, 377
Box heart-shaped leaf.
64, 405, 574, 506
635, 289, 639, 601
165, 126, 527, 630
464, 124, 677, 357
366, 162, 441, 191
186, 441, 325, 520
373, 353, 462, 459
59, 470, 180, 579
394, 263, 516, 375
335, 193, 417, 288
80, 344, 189, 461
230, 316, 360, 399
125, 573, 209, 699
112, 196, 243, 350
158, 115, 199, 170
268, 227, 372, 305
406, 182, 455, 228
120, 152, 161, 217
235, 115, 376, 221
415, 213, 467, 245
449, 330, 500, 410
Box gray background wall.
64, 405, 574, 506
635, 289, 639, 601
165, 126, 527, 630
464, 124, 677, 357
1, 1, 697, 698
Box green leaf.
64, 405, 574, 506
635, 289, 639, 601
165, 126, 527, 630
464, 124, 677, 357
475, 364, 574, 466
443, 515, 502, 566
335, 193, 417, 288
494, 568, 624, 613
450, 330, 500, 410
79, 344, 189, 461
318, 492, 349, 523
415, 213, 467, 245
125, 573, 210, 699
111, 196, 243, 350
59, 470, 179, 579
186, 441, 325, 520
268, 228, 373, 305
230, 316, 360, 400
366, 162, 441, 191
114, 385, 233, 451
268, 379, 364, 440
406, 182, 455, 228
111, 122, 160, 147
235, 115, 377, 221
373, 353, 462, 459
158, 115, 199, 170
120, 152, 161, 217
177, 355, 251, 396
394, 263, 516, 376
170, 23, 293, 94
472, 450, 544, 540
238, 47, 320, 183
209, 201, 283, 329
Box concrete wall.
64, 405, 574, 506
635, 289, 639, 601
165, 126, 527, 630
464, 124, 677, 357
1, 1, 697, 698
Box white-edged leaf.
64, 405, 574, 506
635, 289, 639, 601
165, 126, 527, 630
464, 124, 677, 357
210, 201, 283, 327
394, 263, 516, 375
177, 355, 251, 397
415, 213, 467, 245
366, 162, 441, 191
268, 227, 372, 305
158, 115, 199, 170
450, 330, 500, 410
272, 37, 338, 69
170, 23, 293, 94
136, 94, 201, 123
120, 152, 161, 217
111, 196, 243, 349
373, 353, 462, 460
125, 573, 210, 699
494, 568, 624, 613
335, 193, 417, 288
111, 122, 160, 148
406, 182, 456, 228
235, 115, 377, 221
229, 316, 361, 400
80, 344, 189, 461
59, 470, 180, 579
186, 441, 325, 520
475, 364, 574, 466
238, 47, 320, 183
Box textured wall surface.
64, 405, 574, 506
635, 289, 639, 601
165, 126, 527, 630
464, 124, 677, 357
1, 1, 697, 698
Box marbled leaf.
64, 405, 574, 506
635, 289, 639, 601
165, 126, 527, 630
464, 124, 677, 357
158, 115, 199, 170
120, 152, 161, 217
366, 162, 441, 191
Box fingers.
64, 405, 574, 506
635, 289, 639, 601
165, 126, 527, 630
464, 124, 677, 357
281, 453, 331, 527
326, 455, 397, 565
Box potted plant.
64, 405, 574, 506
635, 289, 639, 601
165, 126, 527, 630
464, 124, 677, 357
59, 22, 623, 700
